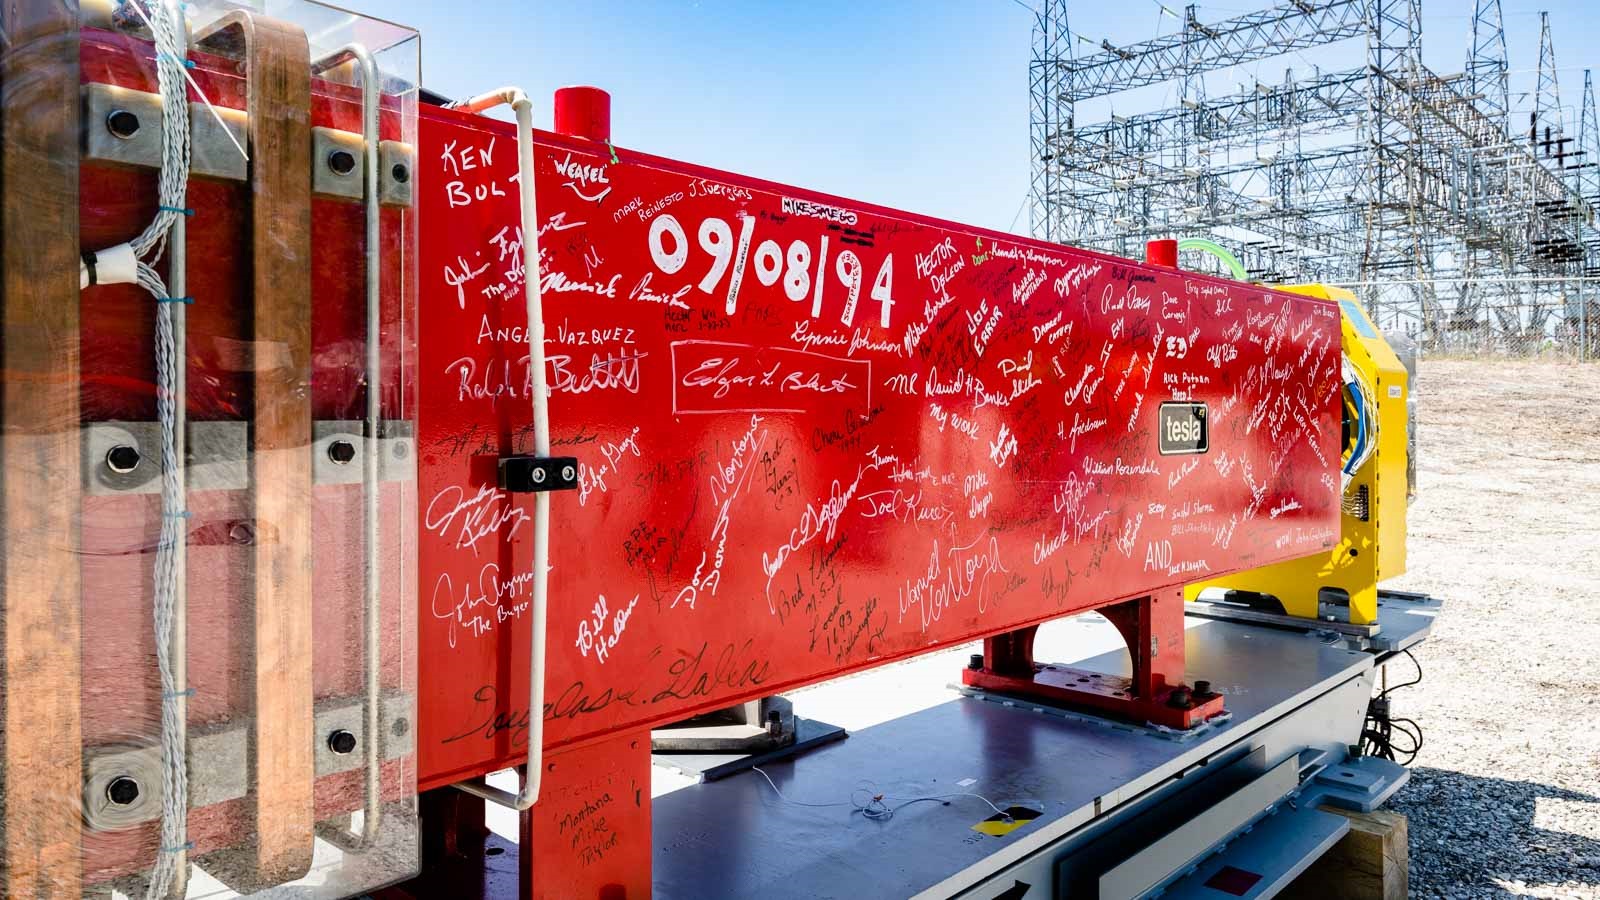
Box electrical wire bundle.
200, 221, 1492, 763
82, 2, 195, 896
1340, 355, 1378, 494
1360, 649, 1425, 765
751, 767, 1015, 824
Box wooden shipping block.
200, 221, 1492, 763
1281, 808, 1408, 900
0, 1, 85, 896
194, 10, 316, 888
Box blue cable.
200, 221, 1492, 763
1345, 378, 1369, 475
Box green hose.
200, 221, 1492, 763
1176, 237, 1248, 281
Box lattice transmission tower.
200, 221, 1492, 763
1028, 0, 1598, 356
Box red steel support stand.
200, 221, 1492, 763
961, 588, 1222, 729
378, 730, 651, 899
517, 729, 650, 899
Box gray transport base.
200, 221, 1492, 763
652, 599, 1436, 899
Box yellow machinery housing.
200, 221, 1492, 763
1186, 284, 1408, 626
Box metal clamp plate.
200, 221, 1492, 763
190, 102, 248, 181
81, 692, 414, 831
85, 420, 413, 493
83, 421, 248, 495
312, 125, 364, 200
313, 419, 415, 484
82, 83, 248, 182
379, 140, 415, 207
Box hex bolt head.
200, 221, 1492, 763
765, 710, 782, 736
106, 444, 142, 474
968, 653, 984, 671
106, 109, 141, 140
327, 729, 358, 755
327, 149, 357, 176
1194, 680, 1213, 696
106, 776, 141, 806
327, 439, 357, 465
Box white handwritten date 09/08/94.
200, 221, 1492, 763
645, 212, 896, 328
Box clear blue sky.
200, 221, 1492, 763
357, 0, 1599, 236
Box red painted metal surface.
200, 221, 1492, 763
964, 589, 1222, 729
553, 86, 612, 143
413, 105, 1344, 792
376, 731, 649, 900
1146, 238, 1179, 268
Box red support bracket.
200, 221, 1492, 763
961, 589, 1222, 730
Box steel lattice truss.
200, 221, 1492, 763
1030, 0, 1600, 356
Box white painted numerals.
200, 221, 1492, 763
754, 239, 784, 287
870, 253, 894, 327
784, 239, 812, 302
648, 214, 688, 274
644, 211, 896, 327
835, 250, 862, 325
697, 217, 733, 295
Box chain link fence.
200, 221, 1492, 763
1357, 279, 1600, 360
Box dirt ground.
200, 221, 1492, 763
1384, 359, 1600, 899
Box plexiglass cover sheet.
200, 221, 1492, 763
0, 1, 420, 895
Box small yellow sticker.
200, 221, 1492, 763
971, 806, 1042, 837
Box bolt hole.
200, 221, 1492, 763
484, 846, 505, 857
390, 163, 410, 184
392, 441, 410, 460
1348, 548, 1360, 557
106, 109, 141, 140
1340, 771, 1356, 778
327, 439, 357, 465
106, 444, 142, 474
328, 149, 357, 176
107, 776, 141, 806
391, 716, 410, 738
228, 522, 255, 545
327, 729, 358, 755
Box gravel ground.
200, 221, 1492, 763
1383, 358, 1600, 899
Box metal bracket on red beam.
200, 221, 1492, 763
498, 455, 579, 493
